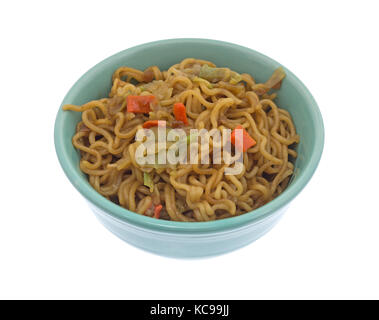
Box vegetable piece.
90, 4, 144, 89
199, 65, 228, 82
229, 72, 242, 85
272, 81, 282, 90
252, 67, 286, 95
127, 95, 156, 113
143, 172, 154, 192
231, 125, 256, 152
199, 65, 243, 84
265, 67, 286, 89
154, 204, 163, 219
143, 80, 172, 100
173, 102, 188, 125
142, 120, 166, 129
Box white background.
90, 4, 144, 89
1, 0, 378, 300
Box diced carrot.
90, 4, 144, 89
173, 102, 188, 125
231, 125, 256, 152
154, 204, 163, 219
142, 120, 166, 129
127, 95, 156, 113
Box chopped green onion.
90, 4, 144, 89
143, 172, 154, 192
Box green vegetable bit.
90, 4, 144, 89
199, 65, 227, 82
143, 172, 154, 192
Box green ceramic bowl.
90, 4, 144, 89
54, 39, 324, 258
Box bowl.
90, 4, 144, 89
54, 39, 324, 258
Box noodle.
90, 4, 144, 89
63, 59, 299, 221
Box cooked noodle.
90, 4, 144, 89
63, 58, 299, 221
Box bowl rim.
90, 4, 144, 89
54, 38, 324, 234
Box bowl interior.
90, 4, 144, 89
55, 39, 324, 233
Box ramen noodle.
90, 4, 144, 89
63, 59, 299, 221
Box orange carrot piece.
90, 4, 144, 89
154, 204, 163, 219
173, 102, 188, 125
127, 95, 156, 113
142, 120, 166, 129
231, 125, 256, 152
